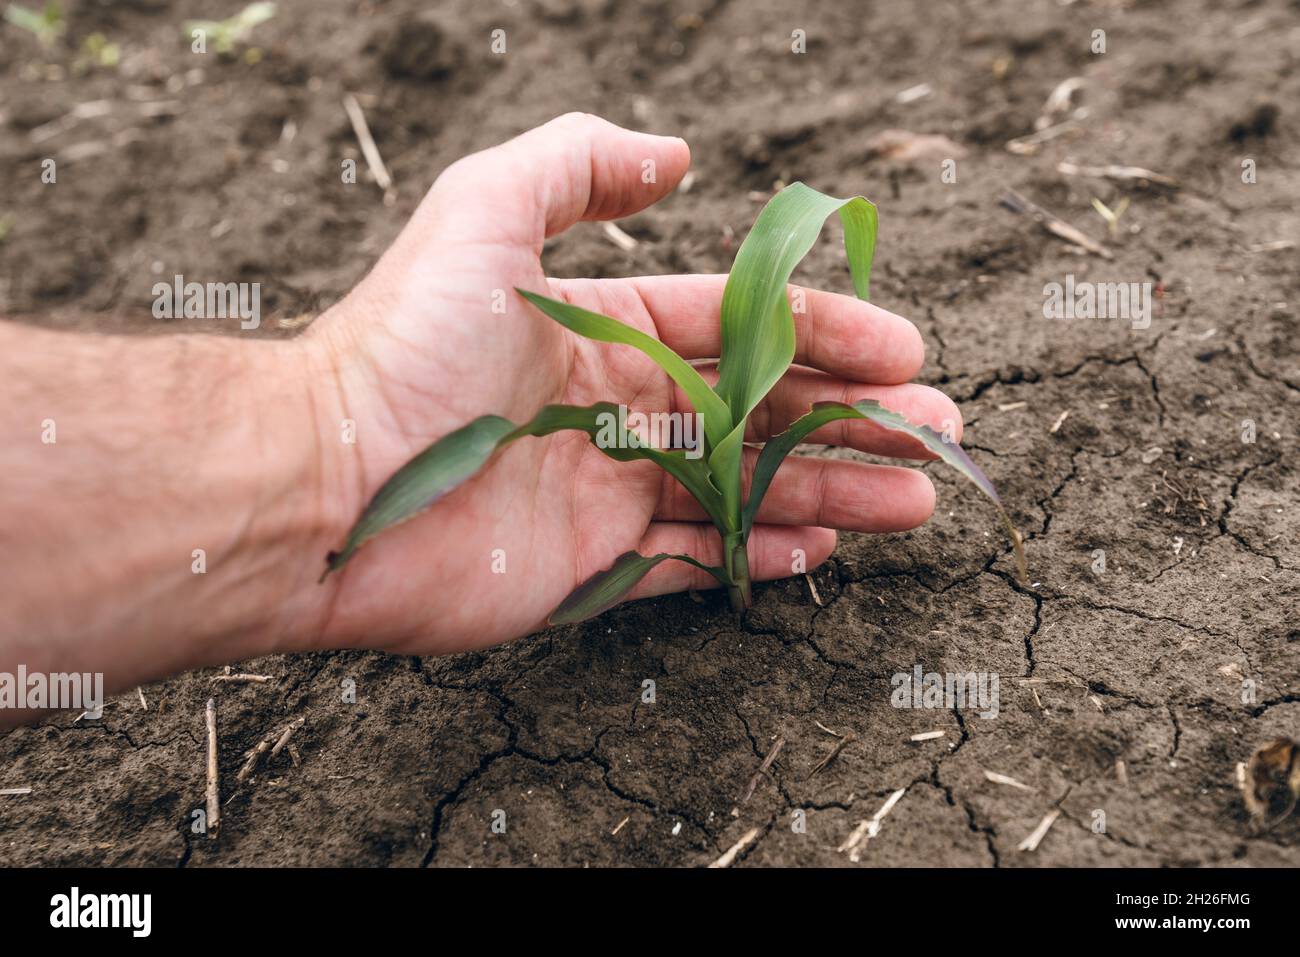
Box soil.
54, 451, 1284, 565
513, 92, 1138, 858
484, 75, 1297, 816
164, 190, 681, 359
1, 0, 1297, 867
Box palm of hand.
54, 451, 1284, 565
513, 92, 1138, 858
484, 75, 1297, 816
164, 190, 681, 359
317, 217, 696, 651
310, 114, 947, 655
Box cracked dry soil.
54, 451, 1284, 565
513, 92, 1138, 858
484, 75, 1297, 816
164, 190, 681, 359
1, 0, 1297, 867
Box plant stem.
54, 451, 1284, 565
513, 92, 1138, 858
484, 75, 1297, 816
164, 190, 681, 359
723, 532, 753, 613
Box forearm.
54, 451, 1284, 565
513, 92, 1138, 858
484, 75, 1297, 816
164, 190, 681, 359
0, 321, 343, 722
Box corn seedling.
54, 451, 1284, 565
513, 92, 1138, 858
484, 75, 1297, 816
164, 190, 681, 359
4, 1, 65, 48
1091, 196, 1129, 238
185, 1, 275, 56
73, 32, 120, 73
321, 183, 1026, 623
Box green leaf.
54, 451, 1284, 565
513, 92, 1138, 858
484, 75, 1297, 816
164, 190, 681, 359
505, 403, 727, 530
706, 421, 746, 532
5, 2, 65, 45
231, 1, 276, 33
322, 414, 514, 579
183, 2, 274, 53
742, 399, 1027, 581
516, 288, 732, 452
549, 551, 729, 625
4, 5, 43, 33
322, 402, 728, 579
713, 183, 878, 428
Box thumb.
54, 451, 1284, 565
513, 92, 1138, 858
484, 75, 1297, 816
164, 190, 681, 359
419, 112, 691, 250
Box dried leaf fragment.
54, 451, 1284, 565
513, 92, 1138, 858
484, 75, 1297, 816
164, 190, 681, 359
1242, 737, 1300, 831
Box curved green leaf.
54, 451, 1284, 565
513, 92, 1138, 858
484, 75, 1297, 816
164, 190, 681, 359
549, 551, 730, 625
742, 399, 1027, 581
714, 183, 878, 428
322, 403, 728, 580
323, 414, 514, 579
706, 420, 746, 532
515, 289, 732, 452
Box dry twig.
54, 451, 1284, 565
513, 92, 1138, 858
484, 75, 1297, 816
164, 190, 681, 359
1036, 77, 1085, 130
1005, 120, 1080, 156
1017, 809, 1060, 852
838, 787, 907, 862
237, 716, 306, 783
1058, 161, 1178, 189
807, 733, 854, 780
709, 827, 761, 868
983, 770, 1035, 792
1000, 189, 1112, 259
734, 735, 785, 810
342, 93, 394, 201
204, 698, 220, 838
210, 673, 272, 685
601, 221, 638, 251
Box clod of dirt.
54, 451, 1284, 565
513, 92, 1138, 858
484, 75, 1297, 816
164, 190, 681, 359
535, 0, 614, 23
1242, 737, 1300, 831
735, 125, 815, 171
5, 100, 61, 131
1123, 59, 1218, 105
1228, 102, 1279, 143
864, 129, 967, 163
374, 15, 465, 81
239, 95, 296, 148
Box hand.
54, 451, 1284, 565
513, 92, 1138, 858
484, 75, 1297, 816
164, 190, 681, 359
306, 113, 962, 655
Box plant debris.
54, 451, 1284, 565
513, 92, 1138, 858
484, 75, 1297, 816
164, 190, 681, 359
1241, 737, 1300, 832
838, 787, 907, 862
733, 734, 785, 812
1017, 809, 1060, 852
709, 827, 760, 868
806, 732, 855, 780
999, 189, 1112, 259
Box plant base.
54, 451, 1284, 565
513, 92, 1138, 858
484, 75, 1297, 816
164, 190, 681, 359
724, 535, 753, 613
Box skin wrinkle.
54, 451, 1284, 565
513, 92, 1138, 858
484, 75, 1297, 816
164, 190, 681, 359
368, 307, 481, 427
302, 332, 359, 648
796, 284, 825, 383
537, 115, 594, 239
203, 340, 332, 651
523, 283, 596, 590
572, 280, 716, 528
812, 456, 835, 530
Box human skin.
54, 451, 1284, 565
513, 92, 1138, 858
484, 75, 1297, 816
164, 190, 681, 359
0, 113, 962, 726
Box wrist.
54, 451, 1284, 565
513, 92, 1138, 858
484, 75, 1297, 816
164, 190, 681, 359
235, 330, 360, 656
290, 305, 375, 651
0, 324, 351, 701
139, 332, 346, 664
